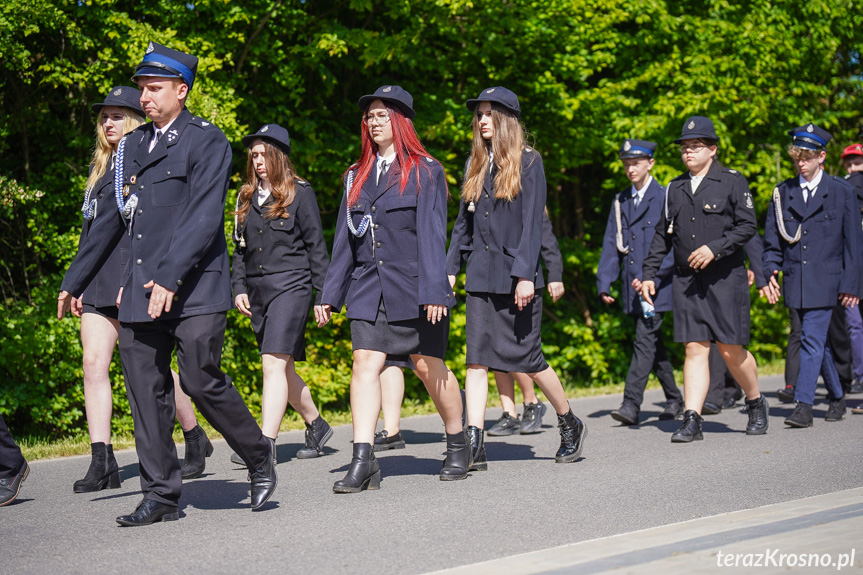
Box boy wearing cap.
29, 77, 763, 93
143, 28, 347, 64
843, 143, 863, 402
597, 139, 683, 425
642, 116, 769, 442
762, 124, 862, 427
842, 144, 863, 175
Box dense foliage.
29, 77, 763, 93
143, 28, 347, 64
1, 0, 860, 436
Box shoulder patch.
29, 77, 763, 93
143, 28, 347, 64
728, 169, 737, 174
524, 147, 532, 152
296, 179, 307, 184
425, 157, 433, 163
189, 116, 214, 128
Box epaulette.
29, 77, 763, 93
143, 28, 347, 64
189, 116, 214, 129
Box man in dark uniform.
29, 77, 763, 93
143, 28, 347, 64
58, 42, 276, 525
0, 414, 28, 506
761, 123, 861, 427
642, 116, 769, 442
597, 139, 683, 426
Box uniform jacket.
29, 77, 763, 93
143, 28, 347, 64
61, 108, 234, 322
540, 213, 564, 284
643, 160, 756, 284
231, 180, 330, 305
321, 156, 454, 322
597, 177, 674, 315
744, 233, 767, 289
762, 172, 861, 309
446, 148, 546, 294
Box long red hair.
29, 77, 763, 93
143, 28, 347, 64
345, 103, 444, 206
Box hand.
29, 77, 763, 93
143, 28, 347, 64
641, 280, 656, 306
57, 291, 73, 319
840, 293, 859, 308
235, 293, 252, 317
547, 282, 564, 302
143, 280, 175, 319
747, 269, 755, 287
759, 271, 781, 304
71, 296, 84, 318
630, 278, 643, 292
687, 245, 715, 269
448, 274, 456, 290
600, 292, 615, 305
116, 287, 123, 309
514, 278, 534, 311
316, 304, 332, 327
424, 303, 448, 324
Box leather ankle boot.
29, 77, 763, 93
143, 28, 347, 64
555, 410, 587, 463
333, 443, 381, 493
671, 410, 703, 442
181, 425, 214, 479
745, 395, 769, 435
466, 426, 487, 471
440, 431, 469, 481
785, 402, 813, 428
74, 442, 121, 493
297, 416, 334, 459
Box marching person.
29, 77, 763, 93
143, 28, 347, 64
70, 86, 211, 494
642, 116, 769, 442
230, 123, 333, 462
447, 86, 587, 467
320, 85, 468, 491
761, 123, 861, 427
58, 42, 276, 525
596, 138, 683, 426
0, 414, 28, 506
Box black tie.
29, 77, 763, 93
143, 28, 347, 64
377, 160, 388, 186
150, 130, 162, 153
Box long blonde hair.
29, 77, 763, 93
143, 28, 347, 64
462, 104, 526, 203
84, 107, 146, 192
234, 139, 299, 224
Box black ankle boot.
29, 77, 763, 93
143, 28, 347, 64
671, 410, 703, 442
297, 416, 334, 459
180, 425, 214, 479
745, 395, 769, 435
74, 442, 121, 493
555, 410, 587, 463
440, 431, 469, 481
466, 426, 487, 471
333, 443, 381, 493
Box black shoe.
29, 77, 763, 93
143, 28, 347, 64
610, 402, 639, 426
297, 416, 333, 459
373, 430, 406, 452
659, 400, 683, 421
519, 401, 547, 434
440, 431, 469, 481
249, 438, 277, 509
487, 412, 520, 436
180, 426, 213, 480
230, 452, 245, 466
466, 426, 488, 471
848, 380, 863, 395
723, 387, 744, 410
333, 443, 381, 493
555, 410, 587, 463
671, 410, 703, 442
0, 461, 29, 507
785, 403, 813, 428
701, 402, 722, 415
73, 442, 121, 493
825, 397, 847, 422
776, 385, 796, 403
116, 499, 179, 526
745, 395, 769, 435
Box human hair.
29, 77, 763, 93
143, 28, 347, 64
345, 102, 439, 207
84, 107, 146, 192
235, 139, 299, 224
787, 145, 822, 162
462, 103, 527, 203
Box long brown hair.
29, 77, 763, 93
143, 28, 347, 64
84, 107, 145, 192
462, 103, 527, 203
235, 139, 299, 224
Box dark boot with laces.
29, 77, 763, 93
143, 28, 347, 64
671, 410, 703, 443
785, 402, 813, 428
825, 396, 847, 422
555, 410, 587, 463
296, 416, 333, 459
744, 395, 769, 435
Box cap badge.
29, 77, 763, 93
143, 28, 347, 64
382, 86, 392, 93
261, 125, 269, 133
130, 175, 137, 185
688, 121, 696, 130
623, 141, 631, 151
146, 42, 155, 54
113, 88, 122, 96
806, 124, 814, 133
486, 88, 496, 93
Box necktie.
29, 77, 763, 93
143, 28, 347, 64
150, 130, 162, 153
632, 194, 640, 209
377, 160, 388, 185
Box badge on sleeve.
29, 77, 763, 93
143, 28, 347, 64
744, 192, 754, 209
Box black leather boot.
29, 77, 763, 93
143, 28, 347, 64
297, 416, 333, 459
745, 395, 769, 435
333, 443, 381, 493
466, 426, 487, 471
73, 442, 121, 493
555, 410, 587, 463
785, 402, 813, 428
440, 431, 469, 481
180, 425, 214, 479
671, 410, 703, 442
250, 437, 278, 509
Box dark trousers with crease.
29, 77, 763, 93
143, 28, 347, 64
784, 305, 852, 392
0, 413, 25, 479
118, 312, 268, 506
622, 312, 682, 408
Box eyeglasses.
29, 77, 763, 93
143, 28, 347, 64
679, 144, 708, 154
363, 112, 391, 126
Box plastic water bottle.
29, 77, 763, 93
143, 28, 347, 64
639, 295, 655, 319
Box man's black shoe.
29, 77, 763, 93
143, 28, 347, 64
723, 388, 744, 410
373, 430, 406, 452
825, 397, 847, 422
784, 403, 813, 428
488, 412, 521, 436
848, 380, 863, 395
116, 499, 179, 526
249, 438, 277, 509
701, 402, 722, 415
745, 395, 769, 435
0, 461, 29, 507
776, 386, 796, 403
610, 402, 639, 426
671, 410, 703, 443
659, 400, 683, 421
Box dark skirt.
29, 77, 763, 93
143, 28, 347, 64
465, 291, 549, 373
247, 270, 312, 359
82, 303, 119, 321
672, 265, 750, 345
351, 298, 448, 360
385, 355, 416, 369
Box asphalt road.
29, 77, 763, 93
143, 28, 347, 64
2, 375, 862, 574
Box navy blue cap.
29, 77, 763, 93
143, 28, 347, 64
132, 42, 198, 92
91, 86, 144, 117
358, 85, 415, 120
787, 123, 832, 150
619, 139, 657, 159
673, 116, 719, 144
242, 124, 291, 156
466, 86, 521, 118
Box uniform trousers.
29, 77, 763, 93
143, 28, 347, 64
785, 306, 853, 391
794, 307, 844, 406
622, 312, 682, 407
844, 306, 863, 381
0, 413, 25, 479
118, 312, 268, 506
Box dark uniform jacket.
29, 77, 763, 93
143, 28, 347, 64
231, 180, 329, 305
597, 177, 674, 315
61, 108, 234, 322
762, 172, 862, 309
540, 213, 563, 284
321, 156, 454, 322
744, 233, 767, 288
446, 148, 546, 294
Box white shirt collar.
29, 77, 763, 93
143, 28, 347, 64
155, 116, 177, 137
799, 168, 823, 190
631, 175, 653, 199
256, 183, 271, 206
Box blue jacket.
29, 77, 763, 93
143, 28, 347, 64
762, 172, 862, 309
321, 156, 454, 322
597, 177, 673, 314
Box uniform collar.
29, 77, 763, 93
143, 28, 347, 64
799, 168, 823, 190
631, 175, 653, 199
